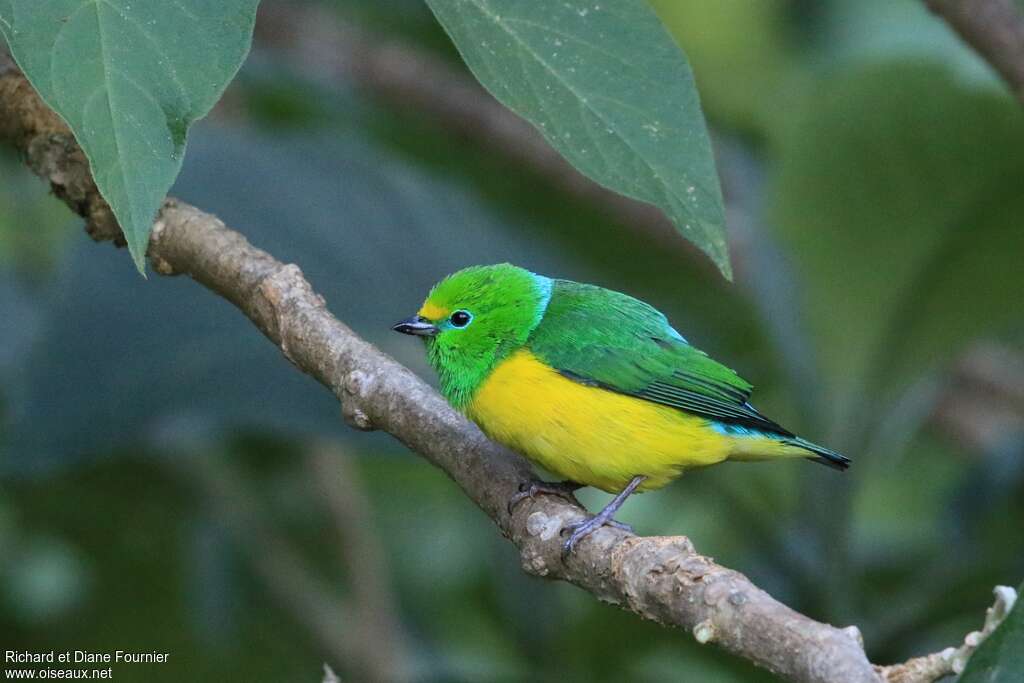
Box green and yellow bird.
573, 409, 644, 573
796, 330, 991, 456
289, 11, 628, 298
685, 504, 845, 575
393, 264, 848, 555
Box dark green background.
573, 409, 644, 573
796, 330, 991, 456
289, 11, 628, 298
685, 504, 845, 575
2, 0, 1022, 680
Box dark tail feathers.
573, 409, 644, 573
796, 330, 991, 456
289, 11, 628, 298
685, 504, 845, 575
786, 437, 851, 471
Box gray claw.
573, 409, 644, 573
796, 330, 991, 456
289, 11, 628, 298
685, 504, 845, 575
507, 480, 581, 514
560, 515, 631, 559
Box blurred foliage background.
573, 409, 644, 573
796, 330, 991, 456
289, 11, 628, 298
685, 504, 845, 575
2, 0, 1023, 680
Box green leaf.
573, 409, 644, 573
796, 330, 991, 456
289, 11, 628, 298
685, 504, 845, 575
959, 584, 1024, 682
424, 0, 730, 278
770, 62, 1024, 407
0, 0, 259, 271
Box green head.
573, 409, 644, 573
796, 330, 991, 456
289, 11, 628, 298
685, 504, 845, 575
392, 264, 552, 408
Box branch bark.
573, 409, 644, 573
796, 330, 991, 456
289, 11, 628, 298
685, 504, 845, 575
924, 0, 1024, 105
0, 54, 875, 683
0, 54, 997, 683
139, 203, 875, 683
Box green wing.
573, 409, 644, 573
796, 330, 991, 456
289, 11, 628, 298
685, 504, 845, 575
528, 280, 791, 435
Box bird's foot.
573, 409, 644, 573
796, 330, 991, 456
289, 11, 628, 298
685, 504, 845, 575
508, 480, 582, 514
561, 514, 632, 559
560, 474, 646, 559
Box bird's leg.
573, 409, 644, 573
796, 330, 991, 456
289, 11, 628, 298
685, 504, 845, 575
508, 479, 583, 514
561, 475, 646, 558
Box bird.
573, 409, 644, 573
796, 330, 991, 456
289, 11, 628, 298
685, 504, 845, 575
393, 263, 849, 557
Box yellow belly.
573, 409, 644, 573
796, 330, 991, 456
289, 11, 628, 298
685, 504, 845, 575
466, 349, 790, 493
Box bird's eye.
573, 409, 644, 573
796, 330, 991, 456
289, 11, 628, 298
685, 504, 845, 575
450, 310, 472, 328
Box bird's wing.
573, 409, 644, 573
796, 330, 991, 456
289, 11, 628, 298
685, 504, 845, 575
527, 280, 791, 435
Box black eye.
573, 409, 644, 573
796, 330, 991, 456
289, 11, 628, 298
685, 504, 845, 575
450, 310, 472, 328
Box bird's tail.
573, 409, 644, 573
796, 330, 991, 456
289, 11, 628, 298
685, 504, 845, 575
784, 437, 851, 471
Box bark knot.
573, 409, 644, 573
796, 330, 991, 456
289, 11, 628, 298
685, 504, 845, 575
693, 619, 716, 644
526, 510, 561, 541
341, 370, 375, 431
258, 263, 309, 363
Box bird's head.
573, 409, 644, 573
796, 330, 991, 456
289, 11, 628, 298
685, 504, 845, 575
393, 263, 551, 407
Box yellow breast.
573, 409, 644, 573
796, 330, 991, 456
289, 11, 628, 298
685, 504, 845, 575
466, 349, 737, 493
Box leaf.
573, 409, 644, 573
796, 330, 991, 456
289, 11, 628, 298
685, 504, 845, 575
959, 584, 1024, 682
770, 62, 1024, 409
424, 0, 730, 278
0, 0, 260, 271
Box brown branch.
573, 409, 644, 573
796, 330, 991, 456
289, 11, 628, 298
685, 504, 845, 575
924, 0, 1024, 105
0, 55, 875, 683
1, 53, 1000, 683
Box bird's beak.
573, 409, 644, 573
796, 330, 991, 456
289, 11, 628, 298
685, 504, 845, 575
392, 315, 440, 337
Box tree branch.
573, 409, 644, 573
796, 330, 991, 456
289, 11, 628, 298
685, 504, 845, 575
139, 203, 876, 683
924, 0, 1024, 105
0, 53, 1001, 683
875, 586, 1018, 683
0, 54, 875, 683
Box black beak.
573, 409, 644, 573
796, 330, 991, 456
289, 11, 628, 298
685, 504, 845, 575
392, 315, 440, 337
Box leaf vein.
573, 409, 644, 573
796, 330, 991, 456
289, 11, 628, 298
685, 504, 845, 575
462, 0, 686, 212
95, 0, 191, 114
92, 0, 134, 228
500, 17, 661, 88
